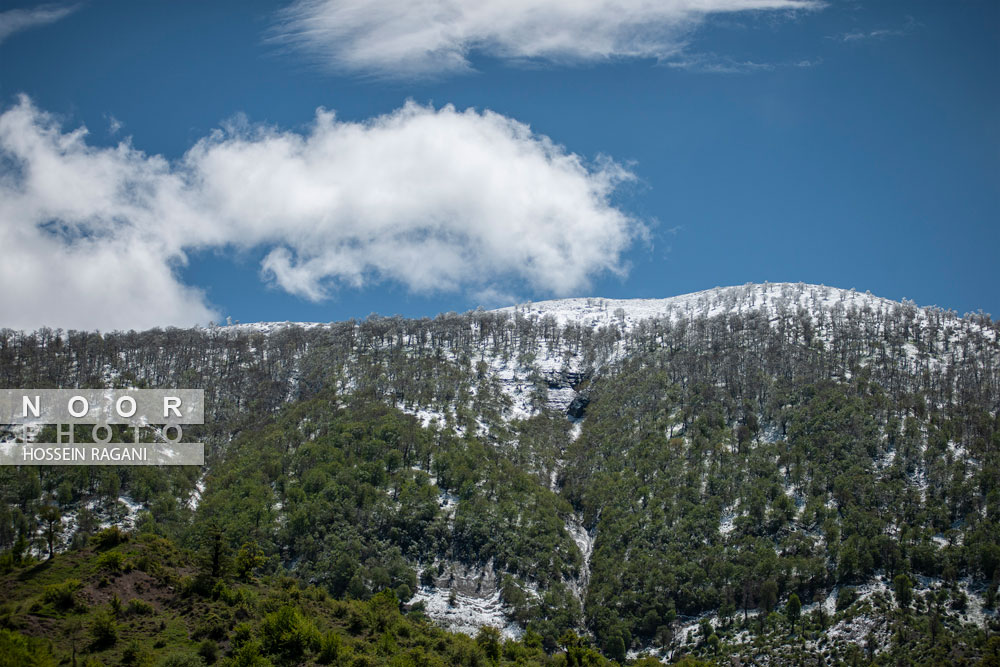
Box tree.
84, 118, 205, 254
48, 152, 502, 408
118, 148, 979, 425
65, 618, 84, 667
38, 502, 61, 560
234, 542, 266, 582
786, 593, 801, 634
605, 634, 626, 664
759, 580, 779, 632
929, 611, 942, 646
476, 626, 501, 665
893, 573, 913, 609
199, 523, 229, 580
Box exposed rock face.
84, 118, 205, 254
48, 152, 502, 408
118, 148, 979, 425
567, 394, 589, 419
428, 560, 500, 597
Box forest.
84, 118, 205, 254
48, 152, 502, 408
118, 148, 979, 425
1, 283, 998, 665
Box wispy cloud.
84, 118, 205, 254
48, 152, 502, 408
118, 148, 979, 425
829, 16, 918, 43
667, 53, 776, 74
0, 96, 643, 331
0, 3, 78, 45
667, 53, 821, 74
106, 114, 123, 136
271, 0, 824, 79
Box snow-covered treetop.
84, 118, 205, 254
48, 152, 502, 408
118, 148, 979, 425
495, 282, 980, 333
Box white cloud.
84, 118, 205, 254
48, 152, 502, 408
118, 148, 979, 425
0, 96, 641, 331
272, 0, 822, 77
0, 4, 77, 45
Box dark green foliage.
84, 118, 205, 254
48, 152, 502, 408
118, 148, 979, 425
259, 605, 320, 663
894, 573, 913, 609
604, 634, 625, 663
89, 608, 118, 649
785, 593, 800, 632
41, 578, 82, 611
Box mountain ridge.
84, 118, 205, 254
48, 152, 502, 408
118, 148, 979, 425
1, 280, 997, 664
218, 281, 994, 344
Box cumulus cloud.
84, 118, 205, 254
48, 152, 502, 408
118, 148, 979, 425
0, 4, 78, 45
272, 0, 822, 77
0, 96, 641, 331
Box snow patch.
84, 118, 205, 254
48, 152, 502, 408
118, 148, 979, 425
410, 585, 522, 639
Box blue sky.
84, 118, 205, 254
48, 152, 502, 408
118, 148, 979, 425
0, 0, 997, 330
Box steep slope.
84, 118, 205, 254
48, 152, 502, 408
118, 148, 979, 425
1, 283, 998, 664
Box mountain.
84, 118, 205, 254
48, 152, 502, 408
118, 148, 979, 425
1, 283, 998, 665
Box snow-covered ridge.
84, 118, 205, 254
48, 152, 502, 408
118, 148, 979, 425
496, 282, 980, 332
213, 282, 995, 426
218, 282, 992, 338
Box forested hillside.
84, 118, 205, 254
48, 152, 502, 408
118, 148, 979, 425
1, 283, 998, 665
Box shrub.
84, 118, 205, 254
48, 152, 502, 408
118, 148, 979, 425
0, 628, 56, 666
89, 609, 118, 649
197, 639, 218, 664
125, 599, 154, 616
92, 526, 127, 550
318, 631, 342, 664
155, 653, 205, 667
121, 640, 150, 666
180, 574, 214, 598
228, 639, 267, 667
41, 579, 82, 611
192, 611, 228, 640
96, 551, 127, 573
234, 542, 266, 582
259, 605, 320, 662
230, 623, 254, 650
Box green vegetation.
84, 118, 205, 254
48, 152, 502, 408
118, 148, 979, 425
0, 532, 615, 666
1, 286, 998, 663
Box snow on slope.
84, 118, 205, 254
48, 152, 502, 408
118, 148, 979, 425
204, 284, 996, 644
216, 282, 994, 425
219, 282, 989, 340
500, 282, 923, 331
491, 283, 979, 417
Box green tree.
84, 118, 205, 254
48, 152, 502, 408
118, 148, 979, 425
234, 542, 266, 582
605, 634, 626, 664
476, 626, 501, 665
786, 593, 801, 634
893, 573, 913, 609
38, 502, 61, 559
759, 579, 779, 632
